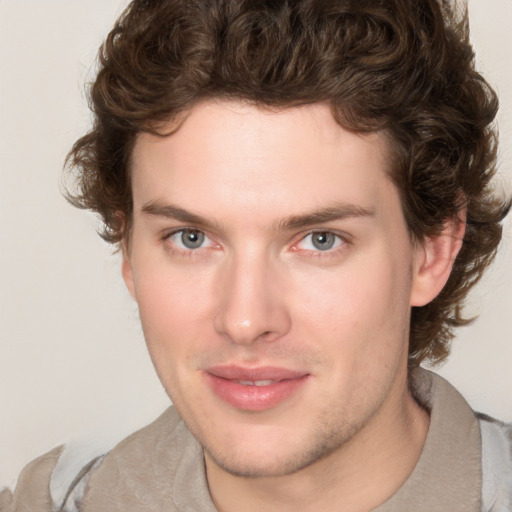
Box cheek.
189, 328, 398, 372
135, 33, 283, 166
133, 262, 214, 354
294, 261, 404, 326
133, 269, 213, 403
290, 253, 412, 361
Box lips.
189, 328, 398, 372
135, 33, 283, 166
204, 365, 309, 411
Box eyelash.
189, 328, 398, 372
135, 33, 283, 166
292, 230, 349, 258
162, 228, 350, 258
163, 228, 218, 258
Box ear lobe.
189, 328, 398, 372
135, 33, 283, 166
122, 253, 136, 299
410, 212, 466, 307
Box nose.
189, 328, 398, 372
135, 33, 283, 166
213, 252, 291, 345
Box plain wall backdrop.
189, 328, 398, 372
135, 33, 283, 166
1, 0, 511, 488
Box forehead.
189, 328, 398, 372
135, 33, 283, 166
130, 100, 396, 223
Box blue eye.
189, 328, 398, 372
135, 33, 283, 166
169, 229, 211, 250
297, 232, 343, 251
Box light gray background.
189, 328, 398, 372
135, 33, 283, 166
1, 0, 511, 488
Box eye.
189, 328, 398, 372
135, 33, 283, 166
296, 231, 343, 252
167, 229, 213, 250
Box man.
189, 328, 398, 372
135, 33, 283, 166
2, 0, 511, 511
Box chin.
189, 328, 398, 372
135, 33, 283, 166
207, 451, 308, 479
204, 430, 351, 479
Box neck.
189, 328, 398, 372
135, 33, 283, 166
205, 373, 429, 512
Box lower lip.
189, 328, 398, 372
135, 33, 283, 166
204, 374, 309, 412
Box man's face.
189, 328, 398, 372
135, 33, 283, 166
124, 100, 424, 477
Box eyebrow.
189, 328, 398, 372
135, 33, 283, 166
141, 200, 375, 231
275, 202, 375, 230
141, 201, 224, 231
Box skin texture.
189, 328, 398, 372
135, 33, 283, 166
123, 100, 464, 511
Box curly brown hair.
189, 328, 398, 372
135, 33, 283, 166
66, 0, 510, 367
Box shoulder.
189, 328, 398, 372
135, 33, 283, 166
0, 445, 64, 512
2, 407, 188, 512
412, 370, 512, 511
478, 414, 512, 512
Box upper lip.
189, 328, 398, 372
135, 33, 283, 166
205, 365, 308, 381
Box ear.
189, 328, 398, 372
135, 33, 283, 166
121, 245, 136, 299
410, 211, 466, 307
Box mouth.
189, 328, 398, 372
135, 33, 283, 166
236, 380, 279, 386
204, 365, 310, 412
